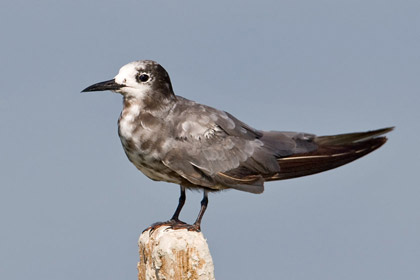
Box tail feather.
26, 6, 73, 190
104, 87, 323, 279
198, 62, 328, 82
267, 127, 393, 181
315, 127, 394, 145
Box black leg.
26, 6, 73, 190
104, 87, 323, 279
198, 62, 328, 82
167, 190, 208, 232
145, 188, 208, 233
144, 186, 186, 233
171, 186, 186, 221
192, 190, 209, 231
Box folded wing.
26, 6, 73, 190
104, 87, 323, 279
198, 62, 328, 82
163, 99, 393, 194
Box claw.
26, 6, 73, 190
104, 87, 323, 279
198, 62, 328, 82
143, 219, 188, 235
169, 222, 201, 232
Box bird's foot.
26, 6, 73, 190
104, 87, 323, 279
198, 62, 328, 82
169, 222, 201, 232
143, 219, 201, 234
143, 219, 187, 234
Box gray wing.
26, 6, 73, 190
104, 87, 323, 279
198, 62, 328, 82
162, 98, 317, 193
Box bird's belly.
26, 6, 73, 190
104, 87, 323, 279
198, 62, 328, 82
120, 136, 181, 184
135, 162, 182, 184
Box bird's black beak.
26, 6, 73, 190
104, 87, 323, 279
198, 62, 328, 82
81, 79, 124, 92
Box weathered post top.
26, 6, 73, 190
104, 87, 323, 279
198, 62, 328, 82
138, 226, 215, 280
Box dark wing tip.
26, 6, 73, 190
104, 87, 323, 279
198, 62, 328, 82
373, 126, 395, 135
315, 126, 395, 146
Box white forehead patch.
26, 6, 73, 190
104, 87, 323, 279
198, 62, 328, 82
114, 60, 158, 84
114, 62, 140, 84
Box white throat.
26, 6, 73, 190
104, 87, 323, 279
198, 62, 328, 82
118, 101, 142, 141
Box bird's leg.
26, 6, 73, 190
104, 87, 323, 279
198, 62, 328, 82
190, 190, 208, 231
168, 190, 209, 232
145, 186, 187, 233
170, 186, 186, 223
146, 188, 209, 233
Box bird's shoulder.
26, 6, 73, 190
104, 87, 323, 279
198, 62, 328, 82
168, 96, 262, 141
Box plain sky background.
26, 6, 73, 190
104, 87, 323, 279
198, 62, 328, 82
1, 1, 419, 279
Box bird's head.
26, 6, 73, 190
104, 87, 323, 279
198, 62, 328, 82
82, 60, 175, 101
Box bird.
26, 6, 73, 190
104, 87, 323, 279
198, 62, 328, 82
82, 60, 393, 231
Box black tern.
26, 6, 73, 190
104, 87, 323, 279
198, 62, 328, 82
82, 60, 393, 231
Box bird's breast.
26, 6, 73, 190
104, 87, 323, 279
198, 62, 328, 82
117, 104, 180, 183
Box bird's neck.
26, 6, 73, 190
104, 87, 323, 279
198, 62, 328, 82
118, 95, 175, 137
123, 88, 176, 111
120, 98, 141, 125
121, 93, 175, 116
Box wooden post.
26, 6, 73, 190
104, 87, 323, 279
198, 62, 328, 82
138, 226, 215, 280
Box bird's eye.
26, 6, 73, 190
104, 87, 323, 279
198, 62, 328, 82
138, 74, 150, 82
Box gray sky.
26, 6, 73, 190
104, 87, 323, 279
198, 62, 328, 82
1, 1, 419, 279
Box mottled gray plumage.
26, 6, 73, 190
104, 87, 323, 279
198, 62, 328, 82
82, 60, 393, 231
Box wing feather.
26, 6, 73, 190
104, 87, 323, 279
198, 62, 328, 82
162, 99, 318, 193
